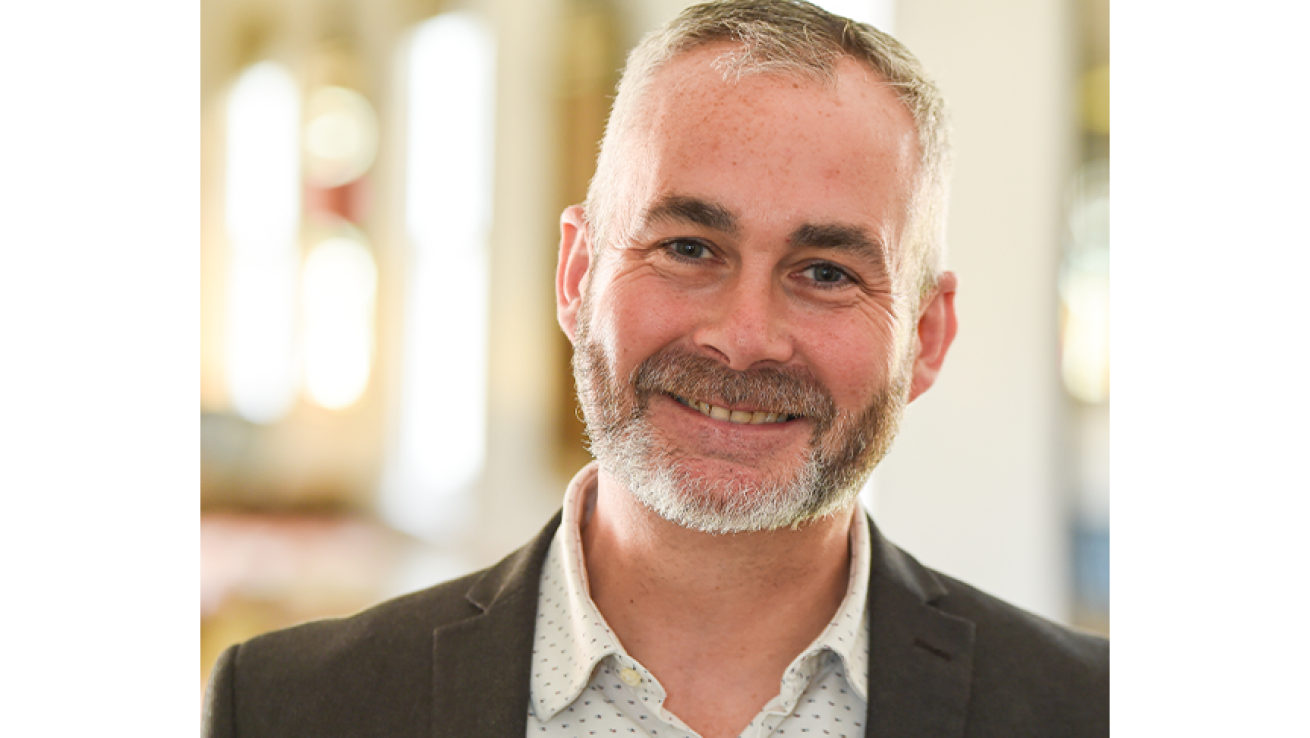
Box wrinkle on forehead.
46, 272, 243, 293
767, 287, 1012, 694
602, 45, 919, 286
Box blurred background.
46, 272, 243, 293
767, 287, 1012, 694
200, 0, 1109, 690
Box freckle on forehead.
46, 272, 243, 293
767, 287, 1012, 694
618, 43, 918, 240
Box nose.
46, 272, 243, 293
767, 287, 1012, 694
691, 274, 794, 371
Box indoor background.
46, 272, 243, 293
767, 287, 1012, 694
200, 0, 1109, 691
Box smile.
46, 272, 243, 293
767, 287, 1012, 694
670, 394, 797, 425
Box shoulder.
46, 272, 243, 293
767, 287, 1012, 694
933, 568, 1109, 671
868, 525, 1107, 736
932, 569, 1109, 735
235, 569, 484, 680
204, 572, 482, 738
203, 513, 561, 738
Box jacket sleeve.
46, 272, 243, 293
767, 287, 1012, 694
202, 644, 239, 738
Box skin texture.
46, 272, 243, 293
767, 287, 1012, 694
555, 44, 958, 738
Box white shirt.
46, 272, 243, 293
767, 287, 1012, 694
527, 463, 872, 738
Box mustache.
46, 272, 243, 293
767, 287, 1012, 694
629, 346, 837, 427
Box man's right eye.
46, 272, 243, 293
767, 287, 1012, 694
665, 239, 709, 260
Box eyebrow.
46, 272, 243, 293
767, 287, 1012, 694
640, 194, 740, 236
789, 222, 886, 266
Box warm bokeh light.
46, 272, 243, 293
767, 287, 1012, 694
1060, 159, 1110, 404
303, 85, 379, 188
302, 234, 377, 410
224, 61, 302, 424
382, 11, 496, 540
1060, 251, 1109, 403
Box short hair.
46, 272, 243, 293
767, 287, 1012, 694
583, 0, 952, 303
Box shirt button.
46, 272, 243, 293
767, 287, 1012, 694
619, 668, 642, 686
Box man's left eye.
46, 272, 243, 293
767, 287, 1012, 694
803, 263, 850, 284
665, 239, 709, 259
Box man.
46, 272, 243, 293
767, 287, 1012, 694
203, 2, 1109, 736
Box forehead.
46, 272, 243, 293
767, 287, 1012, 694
615, 44, 920, 244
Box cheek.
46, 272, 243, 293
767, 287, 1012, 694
800, 315, 905, 403
594, 279, 695, 367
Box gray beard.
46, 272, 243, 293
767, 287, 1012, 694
572, 316, 911, 535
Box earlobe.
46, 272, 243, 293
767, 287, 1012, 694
556, 205, 592, 343
908, 271, 958, 402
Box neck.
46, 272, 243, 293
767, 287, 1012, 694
581, 466, 855, 675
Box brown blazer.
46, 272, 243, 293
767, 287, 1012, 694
203, 512, 1108, 737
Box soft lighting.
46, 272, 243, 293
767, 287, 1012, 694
224, 61, 301, 424
1060, 160, 1110, 404
303, 85, 379, 188
382, 12, 496, 540
811, 0, 896, 30
302, 235, 377, 410
1060, 251, 1110, 404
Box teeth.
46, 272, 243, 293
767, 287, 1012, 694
674, 395, 791, 425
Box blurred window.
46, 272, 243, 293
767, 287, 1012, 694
302, 231, 377, 410
382, 11, 496, 540
1060, 159, 1110, 405
224, 61, 302, 424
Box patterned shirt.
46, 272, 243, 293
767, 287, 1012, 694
527, 463, 872, 738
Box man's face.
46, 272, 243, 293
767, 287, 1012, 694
560, 47, 935, 533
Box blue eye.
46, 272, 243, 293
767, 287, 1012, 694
804, 263, 849, 284
666, 239, 708, 259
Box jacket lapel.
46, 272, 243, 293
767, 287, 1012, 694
428, 511, 974, 737
864, 519, 976, 738
431, 512, 562, 738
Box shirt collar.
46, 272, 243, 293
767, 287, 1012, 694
529, 463, 870, 721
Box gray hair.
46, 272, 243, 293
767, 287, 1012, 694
583, 0, 952, 302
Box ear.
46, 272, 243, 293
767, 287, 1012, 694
907, 271, 958, 402
556, 205, 593, 344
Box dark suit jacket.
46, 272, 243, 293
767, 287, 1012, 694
203, 512, 1108, 737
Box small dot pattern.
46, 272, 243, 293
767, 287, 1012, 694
527, 464, 871, 737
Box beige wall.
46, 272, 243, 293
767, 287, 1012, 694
875, 0, 1078, 621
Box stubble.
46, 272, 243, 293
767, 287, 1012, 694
572, 303, 911, 534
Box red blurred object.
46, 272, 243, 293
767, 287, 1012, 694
304, 176, 371, 223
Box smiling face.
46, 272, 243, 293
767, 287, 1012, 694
558, 46, 955, 533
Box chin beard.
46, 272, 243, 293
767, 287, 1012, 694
573, 330, 911, 535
